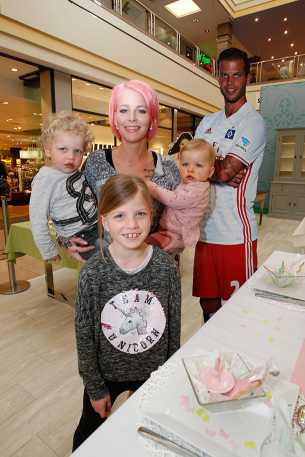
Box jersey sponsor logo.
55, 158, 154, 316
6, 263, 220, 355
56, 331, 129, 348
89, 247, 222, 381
101, 289, 166, 354
224, 128, 235, 140
236, 136, 250, 153
241, 136, 250, 146
204, 128, 212, 134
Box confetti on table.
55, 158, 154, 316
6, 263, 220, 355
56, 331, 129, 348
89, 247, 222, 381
196, 407, 209, 422
180, 395, 192, 412
244, 440, 257, 449
265, 390, 272, 400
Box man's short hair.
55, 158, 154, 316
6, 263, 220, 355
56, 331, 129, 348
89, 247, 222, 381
217, 47, 250, 76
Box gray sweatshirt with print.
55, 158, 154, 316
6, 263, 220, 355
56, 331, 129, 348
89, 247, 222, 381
29, 166, 97, 259
75, 246, 181, 400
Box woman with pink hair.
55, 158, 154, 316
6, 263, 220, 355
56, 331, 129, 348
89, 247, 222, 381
67, 80, 180, 260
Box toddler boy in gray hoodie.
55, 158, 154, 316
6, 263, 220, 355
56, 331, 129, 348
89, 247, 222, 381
29, 111, 98, 261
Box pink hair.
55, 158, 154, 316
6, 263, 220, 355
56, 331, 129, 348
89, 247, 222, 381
108, 80, 160, 140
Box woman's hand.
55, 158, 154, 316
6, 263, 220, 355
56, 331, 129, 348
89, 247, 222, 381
65, 236, 95, 263
90, 395, 112, 418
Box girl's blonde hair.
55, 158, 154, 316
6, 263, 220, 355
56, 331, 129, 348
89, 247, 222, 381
99, 175, 153, 250
180, 138, 216, 164
40, 111, 94, 152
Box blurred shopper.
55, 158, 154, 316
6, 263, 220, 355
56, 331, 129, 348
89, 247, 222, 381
0, 160, 10, 197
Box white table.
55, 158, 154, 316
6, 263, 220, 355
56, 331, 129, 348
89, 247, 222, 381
72, 251, 305, 457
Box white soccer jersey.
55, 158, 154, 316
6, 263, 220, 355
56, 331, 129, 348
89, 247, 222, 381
195, 101, 266, 246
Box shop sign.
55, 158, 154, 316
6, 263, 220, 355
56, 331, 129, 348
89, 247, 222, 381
197, 51, 212, 65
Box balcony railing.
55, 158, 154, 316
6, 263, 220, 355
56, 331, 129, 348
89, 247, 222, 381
250, 54, 305, 84
88, 0, 216, 77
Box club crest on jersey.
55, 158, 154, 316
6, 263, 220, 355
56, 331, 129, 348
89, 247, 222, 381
204, 128, 212, 134
224, 128, 235, 140
241, 136, 250, 146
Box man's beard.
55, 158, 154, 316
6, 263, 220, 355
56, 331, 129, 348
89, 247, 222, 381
221, 88, 246, 104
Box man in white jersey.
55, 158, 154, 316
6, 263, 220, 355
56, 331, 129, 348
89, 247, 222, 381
193, 47, 266, 322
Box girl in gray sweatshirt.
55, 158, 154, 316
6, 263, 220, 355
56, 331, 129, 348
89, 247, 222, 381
73, 175, 181, 450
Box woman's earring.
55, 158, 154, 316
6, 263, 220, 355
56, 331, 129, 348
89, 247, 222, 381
149, 125, 153, 131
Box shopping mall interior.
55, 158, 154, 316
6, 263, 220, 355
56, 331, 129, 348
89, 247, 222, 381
1, 0, 305, 456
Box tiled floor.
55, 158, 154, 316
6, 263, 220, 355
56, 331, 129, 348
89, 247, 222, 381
0, 214, 302, 457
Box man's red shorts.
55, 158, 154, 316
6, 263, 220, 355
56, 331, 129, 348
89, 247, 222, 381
193, 240, 257, 300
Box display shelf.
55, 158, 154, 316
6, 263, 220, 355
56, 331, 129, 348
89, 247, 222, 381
270, 128, 305, 220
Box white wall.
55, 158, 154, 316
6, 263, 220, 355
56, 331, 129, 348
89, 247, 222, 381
0, 0, 223, 114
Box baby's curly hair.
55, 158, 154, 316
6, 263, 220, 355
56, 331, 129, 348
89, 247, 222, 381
40, 111, 94, 152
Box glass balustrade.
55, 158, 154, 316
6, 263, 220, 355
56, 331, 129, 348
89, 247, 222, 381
122, 0, 150, 32
155, 17, 177, 51
296, 54, 305, 78
250, 54, 305, 84
180, 36, 196, 63
88, 0, 214, 76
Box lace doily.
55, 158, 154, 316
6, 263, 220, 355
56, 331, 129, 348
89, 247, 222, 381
137, 358, 207, 457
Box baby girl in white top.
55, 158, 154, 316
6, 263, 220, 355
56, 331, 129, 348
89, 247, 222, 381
146, 139, 215, 251
29, 111, 98, 262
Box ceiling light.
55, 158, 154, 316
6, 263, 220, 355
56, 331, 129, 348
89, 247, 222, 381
165, 0, 201, 18
284, 30, 288, 35
283, 17, 287, 22
204, 28, 210, 33
72, 78, 76, 81
85, 82, 91, 86
254, 17, 259, 22
2, 101, 8, 105
290, 43, 294, 47
99, 87, 104, 90
6, 118, 13, 122
281, 59, 285, 62
192, 18, 199, 23
11, 67, 18, 72
267, 38, 271, 42
294, 51, 298, 55
271, 56, 274, 59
